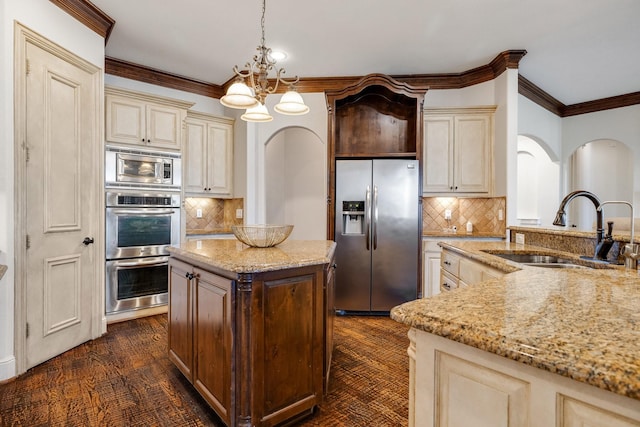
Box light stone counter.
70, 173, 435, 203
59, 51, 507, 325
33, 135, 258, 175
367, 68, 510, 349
168, 239, 336, 274
391, 240, 640, 400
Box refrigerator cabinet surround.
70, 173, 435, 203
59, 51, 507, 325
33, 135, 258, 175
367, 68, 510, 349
335, 159, 420, 312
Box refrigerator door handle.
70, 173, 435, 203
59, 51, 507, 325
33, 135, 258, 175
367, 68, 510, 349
373, 185, 379, 250
365, 185, 371, 251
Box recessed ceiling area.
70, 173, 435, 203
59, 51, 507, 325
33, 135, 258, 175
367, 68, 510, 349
91, 0, 640, 105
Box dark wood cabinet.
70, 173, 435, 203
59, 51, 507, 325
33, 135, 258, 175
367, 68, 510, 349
325, 74, 428, 240
168, 253, 334, 427
168, 258, 193, 381
193, 269, 233, 424
323, 261, 336, 393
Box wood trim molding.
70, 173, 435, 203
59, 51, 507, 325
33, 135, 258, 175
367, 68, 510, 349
562, 91, 640, 117
49, 0, 115, 42
105, 57, 225, 98
518, 74, 640, 117
518, 75, 564, 116
395, 50, 528, 89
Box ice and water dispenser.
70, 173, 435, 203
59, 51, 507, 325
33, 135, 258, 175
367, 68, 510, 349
341, 201, 365, 235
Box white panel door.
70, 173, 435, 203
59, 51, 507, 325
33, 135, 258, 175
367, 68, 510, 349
25, 40, 98, 368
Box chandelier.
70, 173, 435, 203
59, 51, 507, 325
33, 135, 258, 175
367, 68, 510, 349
220, 0, 309, 122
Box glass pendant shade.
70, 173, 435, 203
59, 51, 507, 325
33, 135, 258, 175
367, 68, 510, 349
241, 103, 273, 122
221, 81, 260, 109
274, 90, 310, 115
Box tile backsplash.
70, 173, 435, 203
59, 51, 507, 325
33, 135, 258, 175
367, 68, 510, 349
423, 196, 506, 234
184, 197, 244, 232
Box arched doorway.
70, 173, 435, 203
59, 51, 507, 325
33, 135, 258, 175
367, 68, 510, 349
567, 139, 633, 229
516, 135, 560, 227
264, 127, 327, 240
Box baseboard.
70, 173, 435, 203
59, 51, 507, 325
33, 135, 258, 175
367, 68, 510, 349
0, 355, 16, 383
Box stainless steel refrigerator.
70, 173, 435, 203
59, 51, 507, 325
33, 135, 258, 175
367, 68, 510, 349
335, 159, 419, 313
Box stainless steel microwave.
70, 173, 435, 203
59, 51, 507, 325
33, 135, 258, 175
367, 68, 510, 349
105, 146, 181, 189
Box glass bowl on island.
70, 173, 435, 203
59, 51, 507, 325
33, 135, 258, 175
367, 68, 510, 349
231, 224, 294, 248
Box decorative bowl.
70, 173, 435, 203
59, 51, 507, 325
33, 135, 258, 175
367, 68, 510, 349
231, 224, 294, 248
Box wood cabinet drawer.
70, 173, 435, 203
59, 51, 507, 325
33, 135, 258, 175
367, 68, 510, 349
441, 251, 460, 276
440, 270, 458, 292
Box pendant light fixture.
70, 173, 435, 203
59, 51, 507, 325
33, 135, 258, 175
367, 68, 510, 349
220, 0, 309, 122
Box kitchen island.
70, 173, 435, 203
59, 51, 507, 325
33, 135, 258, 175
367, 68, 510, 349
391, 240, 640, 427
167, 239, 336, 427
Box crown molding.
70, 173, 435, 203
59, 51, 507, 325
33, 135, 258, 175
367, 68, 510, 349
219, 50, 527, 94
562, 91, 640, 117
518, 75, 564, 116
49, 0, 115, 42
105, 57, 224, 98
518, 74, 640, 117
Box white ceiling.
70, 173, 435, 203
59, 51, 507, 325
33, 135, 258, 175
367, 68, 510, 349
91, 0, 640, 105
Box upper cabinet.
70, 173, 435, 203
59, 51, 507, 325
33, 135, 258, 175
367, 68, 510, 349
423, 107, 496, 195
105, 86, 194, 151
184, 111, 234, 198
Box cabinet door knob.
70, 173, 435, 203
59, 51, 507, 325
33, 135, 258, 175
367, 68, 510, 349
444, 260, 451, 266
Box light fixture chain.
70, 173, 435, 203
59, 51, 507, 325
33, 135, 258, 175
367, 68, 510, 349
261, 0, 266, 49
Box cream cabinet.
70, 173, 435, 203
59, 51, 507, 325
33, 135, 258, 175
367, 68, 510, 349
408, 328, 640, 427
423, 107, 495, 195
440, 247, 504, 292
423, 240, 444, 297
105, 86, 193, 150
184, 111, 234, 197
423, 238, 502, 297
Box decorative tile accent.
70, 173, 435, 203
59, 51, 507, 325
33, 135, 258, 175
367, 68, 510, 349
185, 197, 244, 232
423, 197, 506, 235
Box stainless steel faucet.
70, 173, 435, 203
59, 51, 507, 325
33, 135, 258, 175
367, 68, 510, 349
597, 201, 638, 269
553, 190, 604, 258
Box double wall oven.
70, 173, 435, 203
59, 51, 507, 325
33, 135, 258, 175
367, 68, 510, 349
105, 146, 181, 315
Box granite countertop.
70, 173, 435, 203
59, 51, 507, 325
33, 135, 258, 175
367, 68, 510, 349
510, 225, 639, 244
423, 231, 505, 239
0, 265, 6, 281
391, 240, 640, 400
168, 239, 336, 274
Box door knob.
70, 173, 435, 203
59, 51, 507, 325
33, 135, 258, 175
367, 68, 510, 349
82, 237, 94, 246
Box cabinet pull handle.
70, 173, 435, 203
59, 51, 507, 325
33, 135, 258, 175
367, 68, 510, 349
443, 282, 451, 290
185, 272, 195, 280
444, 261, 451, 266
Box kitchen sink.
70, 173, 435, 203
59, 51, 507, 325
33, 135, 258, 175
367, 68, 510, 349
488, 253, 589, 269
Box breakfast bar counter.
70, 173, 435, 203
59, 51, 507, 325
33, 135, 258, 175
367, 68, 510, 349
167, 239, 336, 427
391, 240, 640, 426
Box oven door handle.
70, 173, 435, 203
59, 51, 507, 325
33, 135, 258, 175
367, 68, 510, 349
109, 209, 176, 216
112, 257, 169, 268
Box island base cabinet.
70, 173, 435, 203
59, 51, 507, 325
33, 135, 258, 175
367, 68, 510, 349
408, 328, 640, 427
194, 269, 232, 424
168, 259, 193, 381
168, 257, 328, 427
